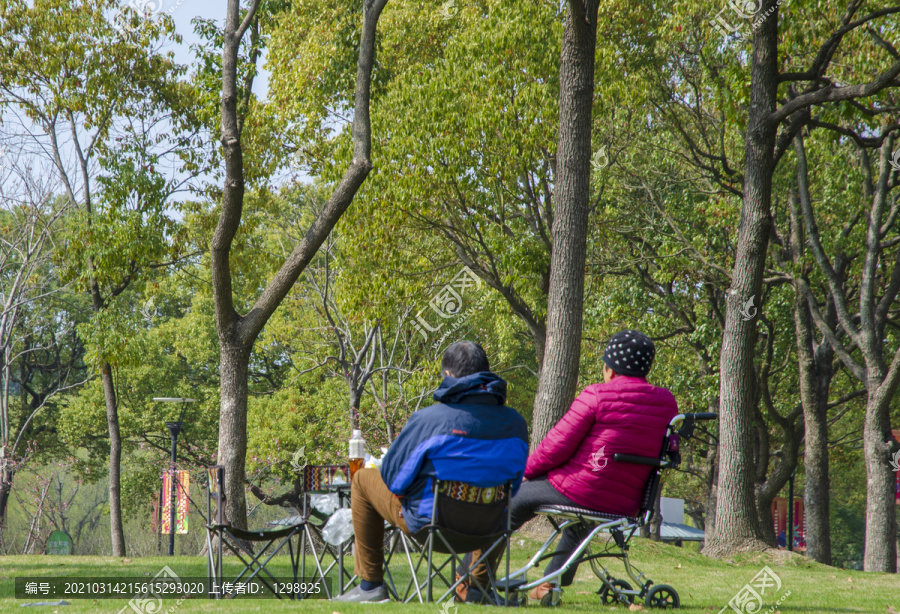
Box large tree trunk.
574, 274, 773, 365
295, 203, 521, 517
217, 341, 251, 530
793, 287, 833, 564
530, 0, 599, 447
703, 1, 778, 557
803, 396, 832, 563
862, 384, 898, 572
101, 364, 126, 556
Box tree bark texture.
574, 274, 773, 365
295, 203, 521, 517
0, 466, 12, 551
101, 363, 126, 556
531, 0, 600, 448
216, 341, 251, 529
862, 382, 898, 572
790, 190, 835, 565
795, 297, 834, 565
794, 133, 900, 572
704, 445, 718, 534
704, 2, 778, 557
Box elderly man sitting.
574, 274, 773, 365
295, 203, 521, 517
334, 341, 529, 603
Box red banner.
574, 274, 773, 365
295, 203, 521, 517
161, 470, 189, 534
771, 496, 805, 550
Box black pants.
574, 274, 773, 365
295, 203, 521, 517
507, 477, 591, 587
464, 476, 591, 587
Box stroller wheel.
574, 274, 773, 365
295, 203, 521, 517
646, 584, 680, 609
598, 579, 634, 605
539, 587, 562, 607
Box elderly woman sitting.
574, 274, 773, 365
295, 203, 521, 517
462, 330, 678, 603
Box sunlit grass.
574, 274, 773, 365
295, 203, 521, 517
1, 536, 897, 612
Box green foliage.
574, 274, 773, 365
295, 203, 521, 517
7, 0, 896, 559
247, 380, 351, 481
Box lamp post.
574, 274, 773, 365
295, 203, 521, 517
153, 397, 195, 556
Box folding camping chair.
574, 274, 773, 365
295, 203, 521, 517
383, 479, 514, 605
205, 465, 304, 600
499, 413, 717, 609
295, 464, 356, 598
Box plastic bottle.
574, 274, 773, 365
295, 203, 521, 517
349, 429, 366, 481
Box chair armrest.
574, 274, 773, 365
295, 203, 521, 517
612, 453, 667, 467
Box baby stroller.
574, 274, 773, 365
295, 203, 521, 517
500, 412, 717, 608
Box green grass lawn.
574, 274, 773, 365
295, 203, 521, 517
1, 536, 898, 613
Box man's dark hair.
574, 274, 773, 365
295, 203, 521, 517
441, 341, 490, 377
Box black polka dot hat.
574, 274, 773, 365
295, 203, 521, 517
601, 329, 655, 377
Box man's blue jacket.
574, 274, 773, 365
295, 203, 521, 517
379, 371, 529, 534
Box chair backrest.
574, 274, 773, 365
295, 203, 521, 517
638, 431, 680, 521
432, 480, 510, 537
638, 469, 661, 520
638, 414, 715, 523
300, 464, 351, 493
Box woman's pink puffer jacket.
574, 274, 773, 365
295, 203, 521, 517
524, 375, 678, 517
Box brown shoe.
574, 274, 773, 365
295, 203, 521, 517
528, 581, 553, 601
454, 576, 468, 602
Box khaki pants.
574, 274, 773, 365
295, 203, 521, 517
350, 468, 409, 582
350, 468, 495, 588
462, 546, 503, 592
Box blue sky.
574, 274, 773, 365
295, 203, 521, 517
159, 0, 270, 97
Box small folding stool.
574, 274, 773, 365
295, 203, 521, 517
204, 465, 304, 599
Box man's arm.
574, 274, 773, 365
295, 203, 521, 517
379, 412, 431, 496
525, 388, 596, 479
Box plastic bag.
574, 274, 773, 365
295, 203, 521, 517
321, 508, 355, 546
365, 447, 389, 470
310, 493, 339, 515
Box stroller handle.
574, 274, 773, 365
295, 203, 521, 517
668, 412, 717, 441
689, 412, 718, 420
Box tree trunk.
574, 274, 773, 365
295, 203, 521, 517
101, 363, 126, 556
792, 132, 900, 572
704, 445, 718, 534
704, 1, 778, 557
803, 399, 831, 563
350, 387, 362, 431
793, 288, 833, 564
529, 323, 547, 374
211, 0, 386, 531
531, 0, 599, 448
217, 341, 251, 531
755, 431, 799, 547
0, 466, 12, 552
862, 384, 898, 572
650, 492, 662, 542
754, 323, 803, 548
0, 354, 10, 551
